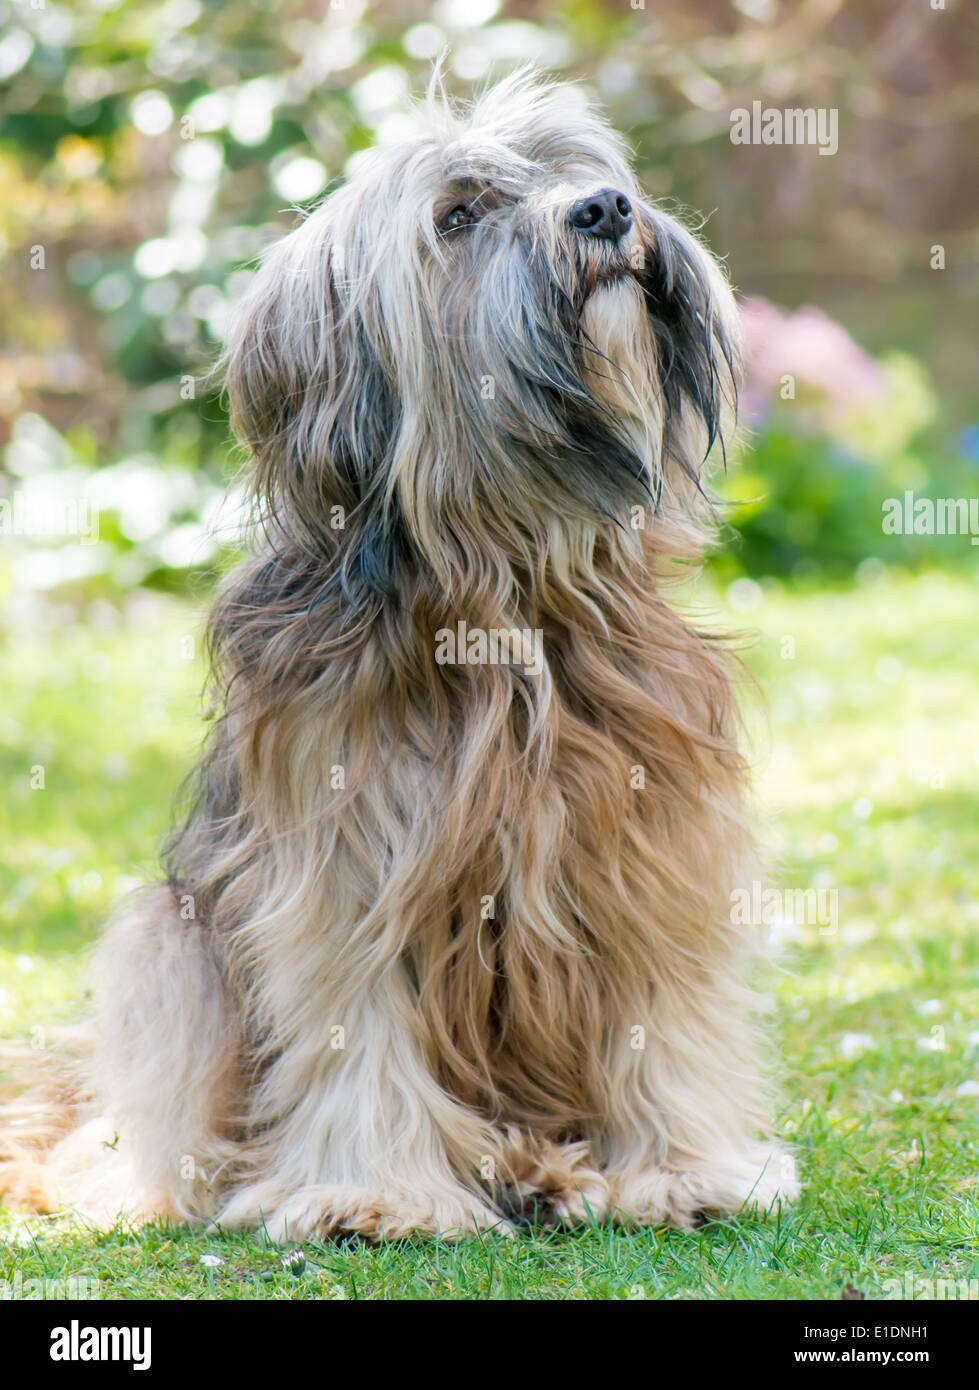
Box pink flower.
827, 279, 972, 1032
738, 296, 884, 429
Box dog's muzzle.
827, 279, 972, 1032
569, 188, 644, 295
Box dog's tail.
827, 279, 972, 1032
0, 882, 243, 1227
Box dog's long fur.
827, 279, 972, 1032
0, 72, 797, 1240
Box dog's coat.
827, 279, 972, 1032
1, 72, 797, 1239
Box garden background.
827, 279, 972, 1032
1, 0, 978, 1299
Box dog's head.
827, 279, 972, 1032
226, 71, 740, 594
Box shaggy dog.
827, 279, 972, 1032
1, 72, 798, 1241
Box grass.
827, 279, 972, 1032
1, 567, 978, 1299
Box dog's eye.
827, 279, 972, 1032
440, 204, 478, 233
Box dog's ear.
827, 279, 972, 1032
223, 212, 406, 596
636, 211, 742, 485
224, 215, 355, 510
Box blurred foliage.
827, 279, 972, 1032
719, 335, 979, 577
0, 0, 977, 593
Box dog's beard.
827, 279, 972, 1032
578, 276, 661, 483
579, 275, 656, 398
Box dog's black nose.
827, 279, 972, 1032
569, 188, 633, 242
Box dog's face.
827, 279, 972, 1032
227, 73, 740, 592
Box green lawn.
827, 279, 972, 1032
1, 569, 978, 1299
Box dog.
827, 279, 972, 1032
0, 71, 798, 1241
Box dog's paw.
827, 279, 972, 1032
218, 1182, 513, 1243
610, 1146, 799, 1229
502, 1131, 610, 1226
734, 1145, 800, 1214
309, 1186, 515, 1243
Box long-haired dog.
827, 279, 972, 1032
1, 72, 798, 1241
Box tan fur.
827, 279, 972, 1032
0, 71, 797, 1240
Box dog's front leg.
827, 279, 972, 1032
599, 981, 799, 1228
216, 963, 509, 1243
